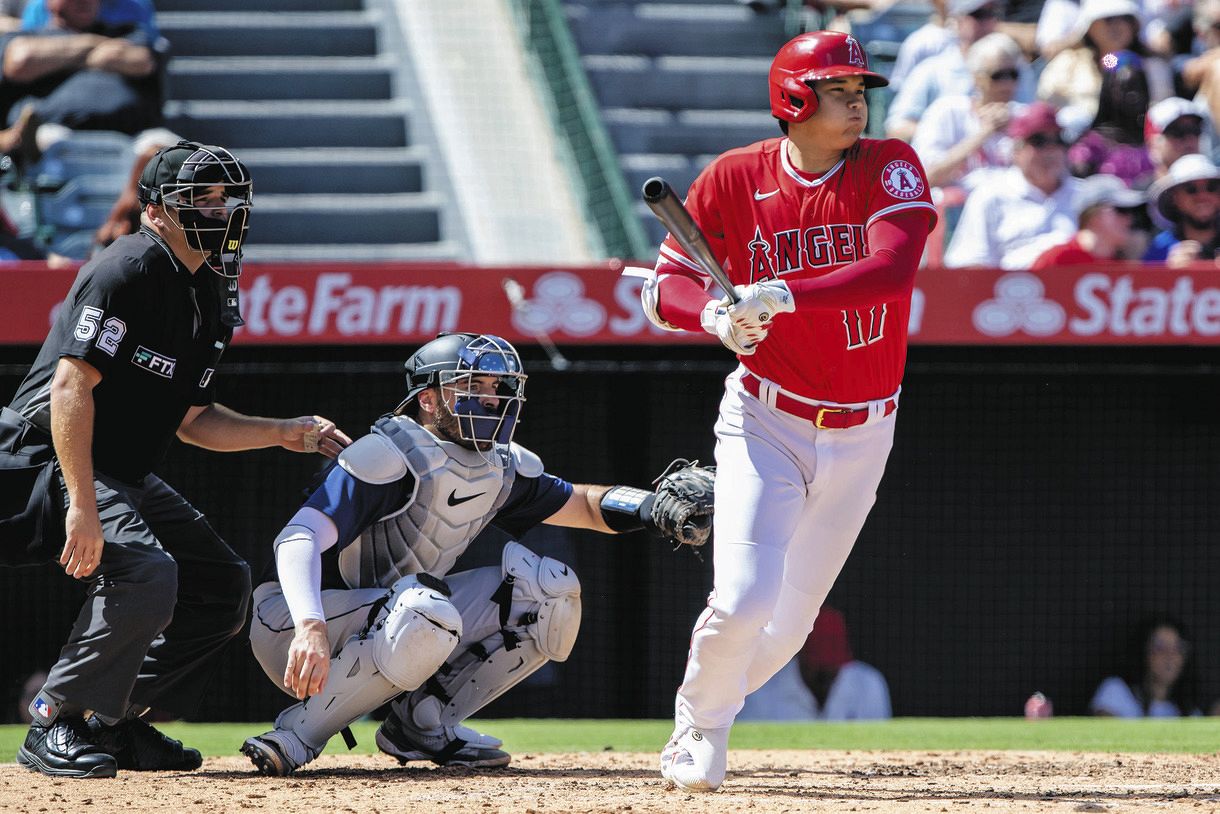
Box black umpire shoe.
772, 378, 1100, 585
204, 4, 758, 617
17, 715, 118, 778
87, 716, 203, 771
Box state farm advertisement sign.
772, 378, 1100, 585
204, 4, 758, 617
4, 261, 1220, 345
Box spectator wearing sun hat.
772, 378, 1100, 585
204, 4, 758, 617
1032, 174, 1148, 267
1141, 96, 1210, 187
1037, 0, 1173, 130
945, 102, 1084, 268
1143, 152, 1220, 264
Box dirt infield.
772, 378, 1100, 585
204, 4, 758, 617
1, 750, 1218, 813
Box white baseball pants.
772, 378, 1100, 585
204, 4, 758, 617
674, 369, 897, 731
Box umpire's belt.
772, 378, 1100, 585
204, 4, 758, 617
741, 373, 896, 430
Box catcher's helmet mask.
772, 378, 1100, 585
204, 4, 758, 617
396, 333, 527, 465
769, 31, 888, 124
137, 140, 253, 279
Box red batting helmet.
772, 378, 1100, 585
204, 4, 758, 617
768, 31, 889, 123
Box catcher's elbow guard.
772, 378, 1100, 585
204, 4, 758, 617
599, 485, 655, 534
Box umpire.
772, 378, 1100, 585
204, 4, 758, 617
0, 141, 351, 778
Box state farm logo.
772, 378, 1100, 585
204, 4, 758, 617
237, 272, 461, 337
972, 273, 1065, 337
512, 272, 606, 337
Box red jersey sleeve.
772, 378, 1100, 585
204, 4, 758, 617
652, 160, 734, 331
782, 140, 936, 310
860, 139, 938, 233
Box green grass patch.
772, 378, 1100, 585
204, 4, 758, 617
2, 718, 1218, 762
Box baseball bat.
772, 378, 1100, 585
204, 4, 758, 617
641, 176, 739, 304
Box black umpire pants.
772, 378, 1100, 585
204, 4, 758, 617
37, 470, 250, 723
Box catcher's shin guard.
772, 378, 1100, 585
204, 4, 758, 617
400, 542, 581, 731
273, 575, 461, 751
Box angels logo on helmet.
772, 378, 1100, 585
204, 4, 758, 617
846, 36, 866, 68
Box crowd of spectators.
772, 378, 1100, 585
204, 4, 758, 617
856, 0, 1220, 268
0, 0, 173, 261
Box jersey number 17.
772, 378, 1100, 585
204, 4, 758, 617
842, 305, 886, 349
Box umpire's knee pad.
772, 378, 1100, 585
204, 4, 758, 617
120, 554, 179, 631
218, 560, 253, 636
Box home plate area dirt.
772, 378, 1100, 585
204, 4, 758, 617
2, 750, 1219, 813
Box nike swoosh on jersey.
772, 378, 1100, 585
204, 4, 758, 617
753, 189, 779, 200
447, 489, 486, 506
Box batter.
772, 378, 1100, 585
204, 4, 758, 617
634, 31, 937, 792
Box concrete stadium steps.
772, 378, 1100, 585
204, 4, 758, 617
158, 12, 379, 58
164, 100, 410, 149
238, 148, 427, 196
168, 57, 394, 101
242, 241, 462, 263
246, 193, 442, 245
602, 107, 775, 155
620, 153, 709, 201
583, 55, 769, 110
151, 0, 452, 261
567, 3, 787, 57
563, 0, 786, 244
158, 0, 362, 11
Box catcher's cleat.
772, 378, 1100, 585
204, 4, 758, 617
241, 730, 320, 777
87, 716, 202, 771
660, 725, 729, 792
375, 709, 510, 768
17, 715, 117, 779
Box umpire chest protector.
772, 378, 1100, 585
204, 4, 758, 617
336, 415, 537, 589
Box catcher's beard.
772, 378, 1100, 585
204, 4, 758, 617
430, 395, 492, 452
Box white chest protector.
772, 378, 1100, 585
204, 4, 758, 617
336, 415, 545, 589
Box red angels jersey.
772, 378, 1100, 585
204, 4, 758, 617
657, 137, 935, 403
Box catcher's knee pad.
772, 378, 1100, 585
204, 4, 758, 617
501, 541, 581, 662
372, 574, 463, 691
405, 543, 581, 731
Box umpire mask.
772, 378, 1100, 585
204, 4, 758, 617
138, 141, 253, 280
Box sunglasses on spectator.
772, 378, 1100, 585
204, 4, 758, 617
1178, 181, 1220, 195
968, 5, 999, 19
1163, 121, 1203, 139
988, 68, 1019, 81
1024, 132, 1067, 148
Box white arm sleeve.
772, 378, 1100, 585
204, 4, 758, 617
273, 506, 340, 626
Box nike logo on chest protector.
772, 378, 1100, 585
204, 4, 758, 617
447, 489, 486, 507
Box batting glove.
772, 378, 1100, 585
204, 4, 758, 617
701, 298, 770, 355
728, 279, 795, 329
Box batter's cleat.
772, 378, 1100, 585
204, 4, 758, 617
375, 709, 510, 768
660, 725, 730, 792
87, 716, 202, 771
241, 730, 320, 777
17, 715, 117, 778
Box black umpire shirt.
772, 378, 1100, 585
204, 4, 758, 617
7, 228, 232, 486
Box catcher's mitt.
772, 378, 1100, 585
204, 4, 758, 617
649, 458, 715, 548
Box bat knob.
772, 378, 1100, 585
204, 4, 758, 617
642, 177, 670, 203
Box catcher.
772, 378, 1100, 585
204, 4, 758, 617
241, 332, 713, 775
